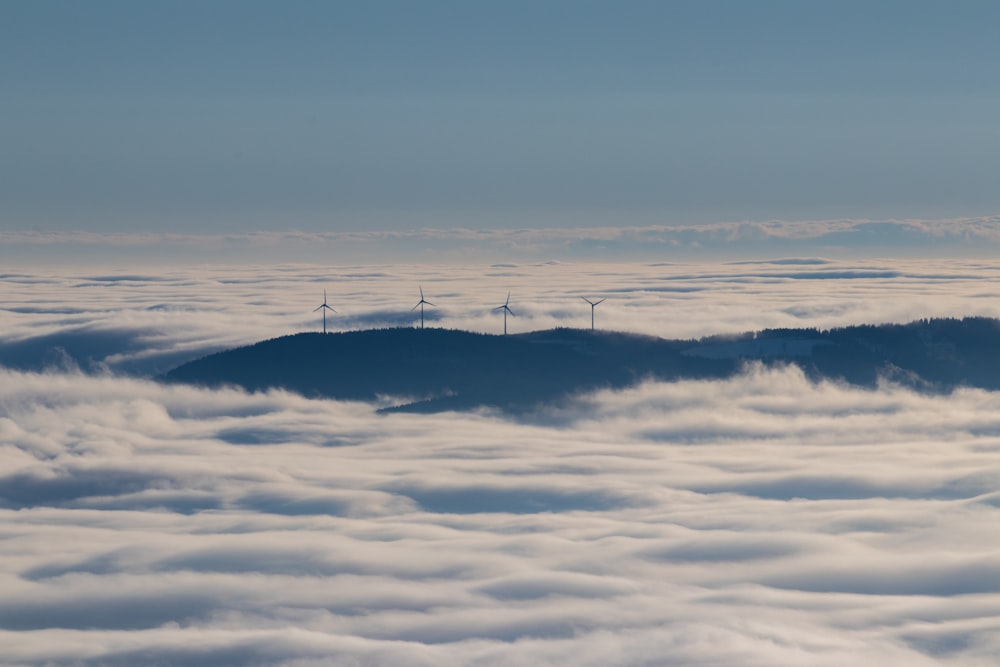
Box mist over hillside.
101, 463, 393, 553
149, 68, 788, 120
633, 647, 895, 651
162, 317, 1000, 412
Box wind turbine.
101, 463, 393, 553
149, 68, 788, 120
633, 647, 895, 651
581, 296, 606, 331
411, 286, 435, 329
313, 289, 337, 334
493, 292, 515, 335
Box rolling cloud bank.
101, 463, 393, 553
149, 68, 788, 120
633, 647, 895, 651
2, 259, 1000, 665
3, 216, 1000, 264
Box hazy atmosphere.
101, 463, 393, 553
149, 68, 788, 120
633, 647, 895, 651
5, 1, 1000, 234
4, 1, 1000, 666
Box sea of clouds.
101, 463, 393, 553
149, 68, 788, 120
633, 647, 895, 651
4, 215, 1000, 266
2, 258, 1000, 665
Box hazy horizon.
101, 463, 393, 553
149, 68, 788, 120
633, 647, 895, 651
5, 1, 1000, 236
4, 214, 1000, 268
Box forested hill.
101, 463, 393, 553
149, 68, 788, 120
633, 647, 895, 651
161, 317, 1000, 413
160, 328, 733, 412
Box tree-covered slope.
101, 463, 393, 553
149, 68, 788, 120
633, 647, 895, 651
161, 318, 1000, 412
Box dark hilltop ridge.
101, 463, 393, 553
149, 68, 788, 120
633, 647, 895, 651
160, 317, 1000, 413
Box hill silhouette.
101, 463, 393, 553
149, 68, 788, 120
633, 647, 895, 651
161, 318, 1000, 412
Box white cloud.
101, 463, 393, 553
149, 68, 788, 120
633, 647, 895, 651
3, 215, 1000, 265
2, 260, 1000, 665
1, 363, 999, 665
4, 257, 1000, 379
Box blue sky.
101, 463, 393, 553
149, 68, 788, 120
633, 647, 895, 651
4, 0, 1000, 234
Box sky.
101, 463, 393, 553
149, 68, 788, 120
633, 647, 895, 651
4, 0, 1000, 240
2, 261, 1000, 666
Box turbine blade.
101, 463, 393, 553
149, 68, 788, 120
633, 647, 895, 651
424, 300, 436, 307
419, 286, 424, 299
411, 303, 420, 311
329, 307, 337, 313
581, 296, 593, 305
505, 292, 511, 305
594, 299, 606, 305
313, 305, 323, 312
507, 307, 516, 317
493, 305, 505, 311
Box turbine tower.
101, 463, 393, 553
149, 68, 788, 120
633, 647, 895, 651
313, 289, 337, 334
411, 286, 436, 329
581, 296, 606, 331
493, 292, 515, 335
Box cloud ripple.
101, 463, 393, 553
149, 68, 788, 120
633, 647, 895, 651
1, 365, 999, 665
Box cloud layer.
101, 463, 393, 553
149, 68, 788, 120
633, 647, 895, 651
2, 366, 1000, 666
3, 215, 1000, 265
3, 257, 1000, 376
2, 260, 1000, 665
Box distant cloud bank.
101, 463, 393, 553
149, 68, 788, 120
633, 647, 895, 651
3, 258, 1000, 376
4, 215, 1000, 264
